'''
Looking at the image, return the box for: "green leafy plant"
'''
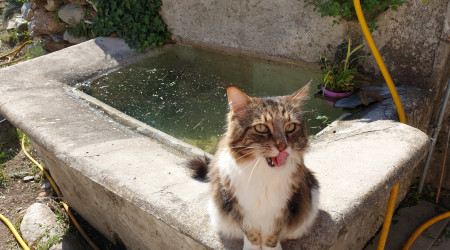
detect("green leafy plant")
[319,39,363,93]
[26,39,45,59]
[304,0,404,32]
[91,0,171,52]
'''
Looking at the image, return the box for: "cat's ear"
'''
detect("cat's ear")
[289,80,311,102]
[226,86,250,114]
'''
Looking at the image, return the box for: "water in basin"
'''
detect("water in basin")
[78,45,345,153]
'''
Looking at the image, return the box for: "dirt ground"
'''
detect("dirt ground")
[0,138,44,249]
[0,130,121,249]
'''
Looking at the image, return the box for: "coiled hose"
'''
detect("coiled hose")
[353,1,450,249]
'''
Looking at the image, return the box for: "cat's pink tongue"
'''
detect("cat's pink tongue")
[272,151,289,167]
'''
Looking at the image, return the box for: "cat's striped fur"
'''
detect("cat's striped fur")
[188,83,319,250]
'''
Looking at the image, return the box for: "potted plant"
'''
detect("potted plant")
[319,39,363,99]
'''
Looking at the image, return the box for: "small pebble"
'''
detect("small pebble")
[36,197,50,203]
[34,174,42,182]
[42,181,51,190]
[37,191,50,197]
[23,176,34,182]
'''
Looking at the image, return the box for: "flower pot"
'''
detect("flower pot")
[321,86,353,99]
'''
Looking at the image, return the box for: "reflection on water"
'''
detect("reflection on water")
[78,45,345,154]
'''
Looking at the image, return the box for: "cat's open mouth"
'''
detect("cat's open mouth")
[266,157,276,167]
[266,151,289,167]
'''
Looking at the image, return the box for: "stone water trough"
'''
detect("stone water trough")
[0,38,429,249]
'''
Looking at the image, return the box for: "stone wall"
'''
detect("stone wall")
[14,0,96,53]
[160,0,450,189]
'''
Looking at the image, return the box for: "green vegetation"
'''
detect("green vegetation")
[304,0,404,32]
[25,39,46,59]
[88,0,171,52]
[319,39,363,93]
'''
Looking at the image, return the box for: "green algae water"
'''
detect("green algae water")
[78,45,345,153]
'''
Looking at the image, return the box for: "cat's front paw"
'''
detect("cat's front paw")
[243,236,261,250]
[262,242,282,250]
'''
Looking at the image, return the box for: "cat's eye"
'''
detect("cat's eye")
[285,123,296,133]
[254,124,269,133]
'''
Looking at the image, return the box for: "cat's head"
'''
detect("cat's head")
[224,83,310,168]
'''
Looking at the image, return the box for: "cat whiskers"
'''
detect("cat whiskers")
[234,150,255,162]
[246,156,263,186]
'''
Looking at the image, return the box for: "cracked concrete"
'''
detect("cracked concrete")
[0,38,430,249]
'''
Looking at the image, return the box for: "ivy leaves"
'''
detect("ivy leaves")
[304,0,405,32]
[92,0,170,52]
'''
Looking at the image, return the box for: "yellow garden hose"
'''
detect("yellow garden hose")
[0,40,32,60]
[21,136,62,197]
[0,214,30,250]
[402,211,450,250]
[352,0,406,249]
[0,136,99,250]
[353,1,450,250]
[21,136,100,250]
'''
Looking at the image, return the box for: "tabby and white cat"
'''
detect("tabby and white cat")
[188,83,319,250]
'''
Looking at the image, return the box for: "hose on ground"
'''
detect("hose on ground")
[353,1,405,249]
[0,135,100,250]
[21,136,100,250]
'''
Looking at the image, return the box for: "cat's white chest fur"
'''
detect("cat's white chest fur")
[216,149,299,235]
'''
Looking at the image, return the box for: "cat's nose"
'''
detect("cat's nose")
[277,143,287,152]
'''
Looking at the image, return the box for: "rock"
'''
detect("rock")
[50,33,64,42]
[7,171,31,179]
[6,20,16,31]
[15,17,28,32]
[6,16,28,32]
[42,181,52,189]
[28,10,66,36]
[49,236,86,250]
[21,2,33,21]
[37,190,51,197]
[58,4,84,25]
[23,176,34,182]
[63,30,88,44]
[20,203,65,245]
[34,174,42,181]
[44,41,68,52]
[36,196,51,203]
[44,0,59,12]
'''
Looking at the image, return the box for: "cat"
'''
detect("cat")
[187,82,319,250]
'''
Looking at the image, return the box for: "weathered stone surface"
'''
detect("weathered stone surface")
[160,0,449,89]
[28,10,66,36]
[0,38,434,250]
[58,4,84,25]
[20,203,64,245]
[63,30,88,44]
[44,0,59,12]
[21,1,32,21]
